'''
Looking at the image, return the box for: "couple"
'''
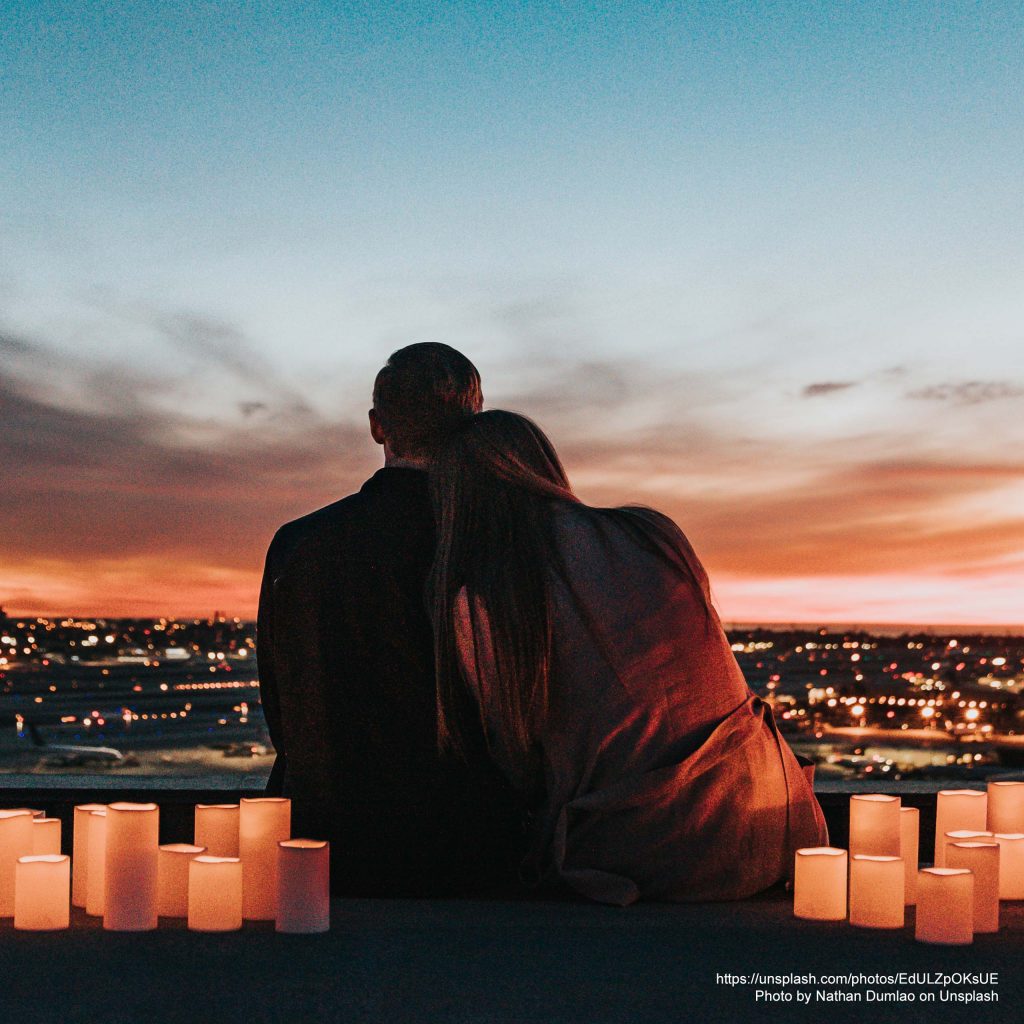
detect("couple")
[257,343,826,905]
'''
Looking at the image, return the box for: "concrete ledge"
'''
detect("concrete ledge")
[0,896,1021,1024]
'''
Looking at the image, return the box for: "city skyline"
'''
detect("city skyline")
[3,2,1023,623]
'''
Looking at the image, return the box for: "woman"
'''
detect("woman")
[429,410,827,906]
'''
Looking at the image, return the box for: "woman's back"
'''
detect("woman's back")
[544,503,750,788]
[457,501,827,905]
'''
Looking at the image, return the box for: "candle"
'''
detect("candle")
[849,855,904,928]
[32,817,62,856]
[277,840,330,933]
[0,809,34,917]
[157,844,206,918]
[946,842,1000,933]
[72,803,106,907]
[900,807,919,905]
[85,810,107,917]
[104,801,159,932]
[188,856,242,932]
[14,855,70,930]
[194,803,240,857]
[915,868,973,945]
[849,794,901,857]
[793,847,847,920]
[239,797,291,920]
[942,829,993,863]
[992,833,1024,900]
[988,781,1024,833]
[934,790,987,866]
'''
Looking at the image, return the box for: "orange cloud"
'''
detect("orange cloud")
[3,341,1023,624]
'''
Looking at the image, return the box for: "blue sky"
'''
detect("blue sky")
[2,1,1023,621]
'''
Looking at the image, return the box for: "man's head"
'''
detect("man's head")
[370,343,483,463]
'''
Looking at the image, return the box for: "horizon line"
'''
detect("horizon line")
[2,607,1022,635]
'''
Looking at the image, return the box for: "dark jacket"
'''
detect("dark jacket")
[257,467,524,895]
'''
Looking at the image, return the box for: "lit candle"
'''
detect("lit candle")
[277,840,330,933]
[934,790,987,866]
[85,810,107,917]
[0,809,34,917]
[239,797,290,920]
[915,868,973,945]
[194,803,240,857]
[72,803,106,907]
[943,829,993,864]
[157,843,206,918]
[992,833,1024,901]
[793,847,847,920]
[14,855,70,930]
[32,817,62,856]
[946,841,1000,933]
[849,794,901,857]
[988,781,1024,834]
[104,801,159,932]
[849,855,904,928]
[900,807,919,905]
[188,856,242,932]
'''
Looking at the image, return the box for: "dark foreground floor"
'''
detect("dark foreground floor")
[1,894,1021,1024]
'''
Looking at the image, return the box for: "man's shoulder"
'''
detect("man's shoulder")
[266,469,431,573]
[273,493,362,550]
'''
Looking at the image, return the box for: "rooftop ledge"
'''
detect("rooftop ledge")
[1,785,1021,1023]
[1,894,1021,1024]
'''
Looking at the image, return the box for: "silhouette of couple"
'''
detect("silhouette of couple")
[258,344,826,904]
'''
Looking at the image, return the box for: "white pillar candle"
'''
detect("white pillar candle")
[849,794,901,857]
[277,840,330,933]
[934,790,987,866]
[188,856,242,932]
[157,843,206,918]
[849,855,904,928]
[85,810,107,917]
[32,817,62,856]
[195,803,240,857]
[72,803,106,907]
[992,833,1024,900]
[239,797,291,920]
[915,868,973,945]
[104,801,159,932]
[943,829,993,864]
[946,841,1000,933]
[900,807,920,905]
[793,847,847,920]
[988,781,1024,834]
[0,809,35,917]
[14,855,70,930]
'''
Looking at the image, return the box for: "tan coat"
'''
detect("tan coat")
[456,503,828,905]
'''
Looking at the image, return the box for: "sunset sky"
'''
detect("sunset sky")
[3,2,1023,624]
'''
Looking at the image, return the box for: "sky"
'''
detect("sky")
[2,1,1023,625]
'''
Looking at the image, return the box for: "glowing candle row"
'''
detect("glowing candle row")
[793,786,1024,945]
[794,848,975,942]
[55,798,327,932]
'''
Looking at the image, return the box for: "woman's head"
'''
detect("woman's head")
[431,409,575,511]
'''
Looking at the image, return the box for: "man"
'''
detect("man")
[257,343,523,895]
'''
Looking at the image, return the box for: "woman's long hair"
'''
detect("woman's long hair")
[429,410,713,758]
